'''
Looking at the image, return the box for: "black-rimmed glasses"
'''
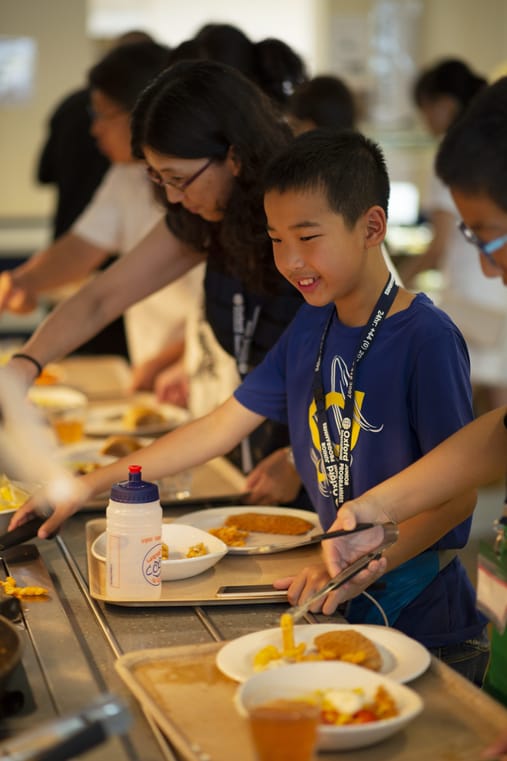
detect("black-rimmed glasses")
[458,221,507,265]
[146,158,213,192]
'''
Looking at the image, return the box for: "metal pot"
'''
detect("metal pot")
[0,615,22,693]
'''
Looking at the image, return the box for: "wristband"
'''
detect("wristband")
[11,353,43,378]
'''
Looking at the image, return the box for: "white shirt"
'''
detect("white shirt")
[73,163,204,365]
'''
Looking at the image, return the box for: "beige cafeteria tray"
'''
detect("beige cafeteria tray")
[82,455,247,510]
[86,516,321,606]
[115,641,507,761]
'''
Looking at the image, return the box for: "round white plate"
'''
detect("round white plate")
[85,401,189,437]
[216,623,431,684]
[173,506,322,554]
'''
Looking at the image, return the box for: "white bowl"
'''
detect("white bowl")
[28,385,88,410]
[235,661,423,751]
[92,523,227,581]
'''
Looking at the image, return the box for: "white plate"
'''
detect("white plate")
[91,523,227,581]
[85,401,189,437]
[235,661,423,751]
[173,506,322,554]
[216,623,431,684]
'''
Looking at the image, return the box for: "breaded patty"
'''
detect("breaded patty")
[313,629,382,671]
[224,512,314,535]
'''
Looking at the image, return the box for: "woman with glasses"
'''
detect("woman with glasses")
[401,58,507,411]
[6,60,307,506]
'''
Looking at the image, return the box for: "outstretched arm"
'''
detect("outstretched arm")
[7,218,205,387]
[10,396,264,538]
[0,233,108,314]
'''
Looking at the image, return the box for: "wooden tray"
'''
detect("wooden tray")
[115,642,507,761]
[86,517,321,606]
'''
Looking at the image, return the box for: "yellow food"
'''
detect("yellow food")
[100,434,144,457]
[0,475,30,512]
[122,406,165,430]
[160,542,208,560]
[253,622,382,672]
[314,630,382,671]
[185,542,208,558]
[208,525,249,547]
[224,512,313,536]
[299,685,398,724]
[0,576,48,598]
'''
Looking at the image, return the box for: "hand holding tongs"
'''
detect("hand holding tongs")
[286,521,399,623]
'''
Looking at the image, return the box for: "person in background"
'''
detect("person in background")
[253,37,307,106]
[36,30,153,240]
[11,128,488,683]
[322,76,507,757]
[400,59,507,411]
[3,61,306,506]
[0,41,204,395]
[31,33,152,357]
[285,74,357,135]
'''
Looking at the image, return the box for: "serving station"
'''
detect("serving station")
[0,355,506,760]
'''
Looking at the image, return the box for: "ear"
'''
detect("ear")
[363,206,387,248]
[226,145,241,177]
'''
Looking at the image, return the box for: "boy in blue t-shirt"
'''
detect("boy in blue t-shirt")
[12,129,488,683]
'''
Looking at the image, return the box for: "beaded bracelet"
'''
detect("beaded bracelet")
[11,353,43,378]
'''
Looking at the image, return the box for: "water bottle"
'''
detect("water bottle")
[106,465,162,600]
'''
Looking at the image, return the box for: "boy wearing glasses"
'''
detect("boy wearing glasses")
[324,77,507,753]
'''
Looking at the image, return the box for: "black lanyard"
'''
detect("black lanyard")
[313,274,398,509]
[233,292,262,473]
[233,292,261,380]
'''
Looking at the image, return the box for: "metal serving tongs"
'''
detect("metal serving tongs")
[286,521,399,623]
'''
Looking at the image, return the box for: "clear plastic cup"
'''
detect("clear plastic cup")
[248,699,320,761]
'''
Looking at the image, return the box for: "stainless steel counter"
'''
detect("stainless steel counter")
[2,507,313,760]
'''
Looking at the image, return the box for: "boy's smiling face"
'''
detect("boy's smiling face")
[265,187,381,309]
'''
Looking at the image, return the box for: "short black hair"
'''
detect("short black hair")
[88,41,171,112]
[413,58,486,114]
[263,129,390,227]
[436,76,507,211]
[286,75,356,131]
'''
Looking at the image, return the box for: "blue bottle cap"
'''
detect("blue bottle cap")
[110,465,159,503]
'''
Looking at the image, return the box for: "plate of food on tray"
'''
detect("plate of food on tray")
[84,398,190,437]
[173,506,323,554]
[216,620,431,684]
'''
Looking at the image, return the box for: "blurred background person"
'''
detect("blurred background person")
[285,74,357,135]
[0,40,204,396]
[400,58,507,411]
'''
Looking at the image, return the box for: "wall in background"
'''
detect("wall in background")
[2,0,507,221]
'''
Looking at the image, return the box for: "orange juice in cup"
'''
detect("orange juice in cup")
[28,386,88,445]
[248,698,319,761]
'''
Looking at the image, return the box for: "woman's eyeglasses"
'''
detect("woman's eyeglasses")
[458,221,507,265]
[146,158,213,192]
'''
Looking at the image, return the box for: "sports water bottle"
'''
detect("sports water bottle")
[106,465,162,600]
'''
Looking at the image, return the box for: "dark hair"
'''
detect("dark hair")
[254,38,307,104]
[194,23,256,80]
[286,75,356,131]
[436,76,507,211]
[131,59,292,292]
[413,59,486,117]
[263,129,390,226]
[88,41,171,113]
